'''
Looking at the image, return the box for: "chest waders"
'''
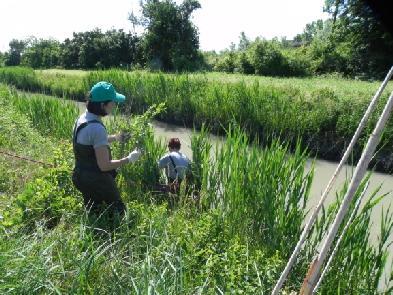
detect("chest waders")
[71,120,125,214]
[168,155,182,194]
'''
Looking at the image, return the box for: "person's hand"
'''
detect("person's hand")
[126,149,142,163]
[116,132,131,143]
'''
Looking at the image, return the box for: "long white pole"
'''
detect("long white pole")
[304,88,393,293]
[272,66,393,294]
[312,181,369,293]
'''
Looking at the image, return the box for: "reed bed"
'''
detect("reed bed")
[0,83,392,293]
[2,67,393,171]
[10,90,80,139]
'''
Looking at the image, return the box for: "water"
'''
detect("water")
[151,120,393,289]
[75,102,393,288]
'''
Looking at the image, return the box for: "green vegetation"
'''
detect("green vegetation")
[1,67,393,173]
[1,0,392,292]
[0,83,392,293]
[0,86,56,195]
[1,0,391,79]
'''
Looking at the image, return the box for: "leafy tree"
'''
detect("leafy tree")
[201,50,219,71]
[60,36,80,68]
[294,19,324,45]
[5,39,26,66]
[60,29,141,69]
[238,32,250,51]
[248,39,289,76]
[21,38,61,68]
[324,0,393,78]
[214,50,237,73]
[138,0,201,71]
[0,51,5,66]
[237,52,254,74]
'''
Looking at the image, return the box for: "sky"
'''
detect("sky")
[0,0,329,53]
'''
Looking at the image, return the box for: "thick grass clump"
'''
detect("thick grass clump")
[0,67,86,100]
[0,67,40,91]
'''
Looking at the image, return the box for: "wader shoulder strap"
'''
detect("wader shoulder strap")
[73,119,105,146]
[168,155,178,175]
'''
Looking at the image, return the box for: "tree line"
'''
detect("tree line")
[0,0,392,79]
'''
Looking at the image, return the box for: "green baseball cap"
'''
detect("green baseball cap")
[90,81,125,103]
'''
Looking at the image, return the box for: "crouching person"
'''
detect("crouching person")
[158,138,191,198]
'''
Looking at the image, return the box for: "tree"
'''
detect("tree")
[324,0,393,78]
[60,29,141,69]
[137,0,201,71]
[238,32,250,51]
[5,39,26,66]
[249,39,289,76]
[237,51,254,74]
[22,38,61,68]
[294,19,325,45]
[0,51,5,66]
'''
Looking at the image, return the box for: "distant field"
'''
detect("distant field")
[38,68,393,100]
[38,69,88,76]
[195,72,393,99]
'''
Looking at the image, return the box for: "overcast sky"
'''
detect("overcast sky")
[0,0,329,52]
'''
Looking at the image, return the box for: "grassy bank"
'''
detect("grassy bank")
[2,67,393,173]
[1,83,392,293]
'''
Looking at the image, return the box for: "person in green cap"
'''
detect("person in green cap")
[72,81,141,215]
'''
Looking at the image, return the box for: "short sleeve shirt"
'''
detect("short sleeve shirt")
[73,111,109,148]
[158,151,191,179]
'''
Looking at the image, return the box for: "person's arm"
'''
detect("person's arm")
[95,146,128,171]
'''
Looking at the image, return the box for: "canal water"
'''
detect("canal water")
[151,120,393,289]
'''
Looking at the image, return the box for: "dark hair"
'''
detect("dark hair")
[85,92,111,116]
[168,138,181,150]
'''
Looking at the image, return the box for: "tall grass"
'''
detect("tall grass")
[0,67,86,100]
[191,126,313,257]
[10,90,80,139]
[1,76,393,292]
[298,177,393,293]
[0,67,40,90]
[1,67,393,171]
[85,69,393,172]
[0,84,56,195]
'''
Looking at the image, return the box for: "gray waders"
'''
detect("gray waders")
[72,120,125,215]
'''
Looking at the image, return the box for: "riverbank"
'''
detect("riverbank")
[1,67,393,173]
[1,83,392,292]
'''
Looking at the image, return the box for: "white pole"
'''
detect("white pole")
[304,88,393,293]
[312,181,369,293]
[272,66,393,294]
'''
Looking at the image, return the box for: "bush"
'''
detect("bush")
[1,149,81,230]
